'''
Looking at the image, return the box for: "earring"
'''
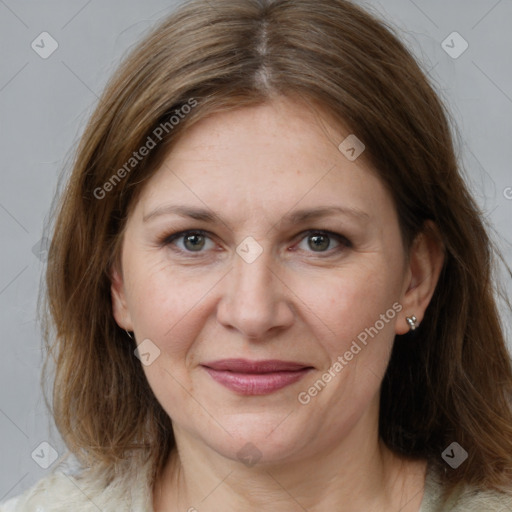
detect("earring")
[406,315,418,331]
[125,330,134,339]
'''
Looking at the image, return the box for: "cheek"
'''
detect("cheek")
[126,264,214,413]
[294,260,402,355]
[125,257,220,358]
[292,267,402,423]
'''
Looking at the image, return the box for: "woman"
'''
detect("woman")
[2,0,512,510]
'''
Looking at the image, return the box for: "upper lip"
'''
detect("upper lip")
[202,359,312,373]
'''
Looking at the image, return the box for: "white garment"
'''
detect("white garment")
[0,454,154,512]
[2,457,512,511]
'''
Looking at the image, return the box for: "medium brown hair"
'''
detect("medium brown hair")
[41,0,512,499]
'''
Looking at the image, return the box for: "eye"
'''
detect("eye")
[295,230,351,254]
[160,229,351,257]
[163,230,216,253]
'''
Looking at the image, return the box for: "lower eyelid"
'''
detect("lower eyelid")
[162,230,351,254]
[173,232,214,252]
[298,231,351,249]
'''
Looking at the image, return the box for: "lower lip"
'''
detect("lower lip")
[203,367,311,395]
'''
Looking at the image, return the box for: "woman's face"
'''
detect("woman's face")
[111,96,421,465]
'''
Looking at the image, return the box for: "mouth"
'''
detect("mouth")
[201,359,314,395]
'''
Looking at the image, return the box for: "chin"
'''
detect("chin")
[196,413,315,466]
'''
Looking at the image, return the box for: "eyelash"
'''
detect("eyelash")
[159,229,352,257]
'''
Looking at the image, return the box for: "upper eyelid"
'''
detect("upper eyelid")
[164,229,350,251]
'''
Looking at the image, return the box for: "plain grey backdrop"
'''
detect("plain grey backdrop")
[1,0,511,501]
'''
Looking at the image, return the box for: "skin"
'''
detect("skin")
[110,95,444,511]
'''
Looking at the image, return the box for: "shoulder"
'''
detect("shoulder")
[0,458,154,512]
[421,465,512,511]
[448,486,512,511]
[0,471,78,512]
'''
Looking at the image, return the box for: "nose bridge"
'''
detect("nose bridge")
[217,246,292,338]
[234,249,273,299]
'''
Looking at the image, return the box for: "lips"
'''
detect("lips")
[203,359,310,373]
[201,358,313,395]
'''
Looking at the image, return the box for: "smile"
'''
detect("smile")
[201,359,314,395]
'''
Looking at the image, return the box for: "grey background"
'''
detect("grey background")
[1,0,511,501]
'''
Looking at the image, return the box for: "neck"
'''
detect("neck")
[153,418,427,512]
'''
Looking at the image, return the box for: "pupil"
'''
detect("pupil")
[309,234,329,251]
[185,234,205,251]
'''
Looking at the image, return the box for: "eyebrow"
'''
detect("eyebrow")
[142,204,369,225]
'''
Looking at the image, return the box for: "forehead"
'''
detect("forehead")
[134,96,392,224]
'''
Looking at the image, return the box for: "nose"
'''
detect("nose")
[216,248,295,340]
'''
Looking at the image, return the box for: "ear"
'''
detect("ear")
[110,263,134,332]
[396,221,445,335]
